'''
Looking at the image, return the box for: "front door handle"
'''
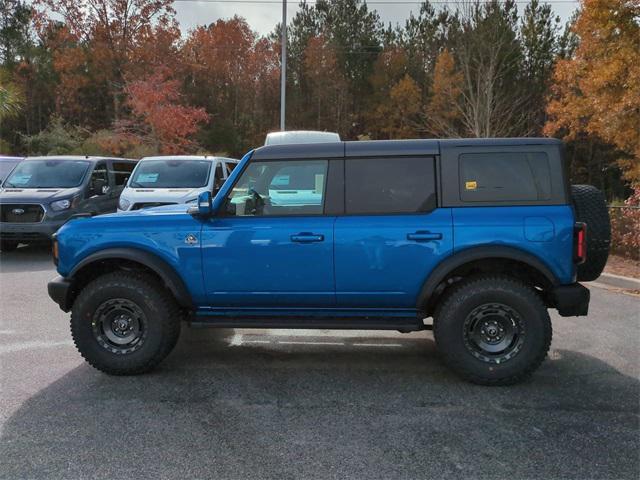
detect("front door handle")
[407,231,442,242]
[291,232,325,243]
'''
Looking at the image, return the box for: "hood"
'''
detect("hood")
[98,202,190,220]
[0,187,82,203]
[121,187,204,204]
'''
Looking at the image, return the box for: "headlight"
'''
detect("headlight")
[118,198,131,210]
[50,199,72,211]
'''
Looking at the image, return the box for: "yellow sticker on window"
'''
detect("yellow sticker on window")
[465,181,477,190]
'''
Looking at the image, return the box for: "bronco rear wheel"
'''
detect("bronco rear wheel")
[434,275,552,385]
[71,271,181,375]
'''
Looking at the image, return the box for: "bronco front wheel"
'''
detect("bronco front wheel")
[433,276,552,385]
[71,271,181,375]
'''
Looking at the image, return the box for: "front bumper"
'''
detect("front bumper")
[48,275,73,312]
[0,220,65,243]
[551,283,590,317]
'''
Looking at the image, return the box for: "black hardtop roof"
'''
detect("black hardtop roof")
[23,155,137,163]
[251,137,562,160]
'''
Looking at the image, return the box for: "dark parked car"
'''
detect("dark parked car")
[0,156,23,186]
[48,139,610,385]
[0,156,137,251]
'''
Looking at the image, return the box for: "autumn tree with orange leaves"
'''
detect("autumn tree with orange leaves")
[303,35,348,132]
[182,17,279,152]
[422,49,463,137]
[123,67,208,154]
[545,0,640,184]
[33,0,179,125]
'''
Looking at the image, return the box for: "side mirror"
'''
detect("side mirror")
[188,190,213,217]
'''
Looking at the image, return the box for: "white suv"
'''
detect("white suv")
[117,156,238,212]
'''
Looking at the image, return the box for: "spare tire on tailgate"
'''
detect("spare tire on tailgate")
[571,184,611,281]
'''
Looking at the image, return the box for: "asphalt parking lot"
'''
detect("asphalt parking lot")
[0,246,638,480]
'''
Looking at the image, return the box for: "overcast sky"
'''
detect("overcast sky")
[173,0,580,36]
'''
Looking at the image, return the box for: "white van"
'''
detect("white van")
[117,156,238,212]
[264,131,340,146]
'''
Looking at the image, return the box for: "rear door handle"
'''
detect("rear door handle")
[407,231,442,242]
[291,232,325,243]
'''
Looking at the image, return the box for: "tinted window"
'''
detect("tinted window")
[345,157,436,214]
[459,152,551,202]
[111,162,135,186]
[225,162,237,175]
[4,160,90,188]
[130,159,212,188]
[214,163,224,190]
[90,163,109,194]
[226,160,328,216]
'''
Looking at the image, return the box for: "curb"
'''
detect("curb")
[594,272,640,290]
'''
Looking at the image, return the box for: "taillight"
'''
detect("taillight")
[574,222,587,264]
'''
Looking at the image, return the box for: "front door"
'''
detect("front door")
[201,159,336,307]
[334,156,453,308]
[81,161,114,214]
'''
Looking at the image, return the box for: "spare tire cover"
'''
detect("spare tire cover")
[571,184,611,281]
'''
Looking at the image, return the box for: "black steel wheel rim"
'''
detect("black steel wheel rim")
[463,303,525,364]
[92,298,147,354]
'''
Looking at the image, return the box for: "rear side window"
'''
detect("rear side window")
[345,157,436,214]
[459,152,551,202]
[225,162,237,175]
[111,162,135,186]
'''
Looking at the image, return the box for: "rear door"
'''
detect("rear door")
[334,156,453,308]
[83,161,114,214]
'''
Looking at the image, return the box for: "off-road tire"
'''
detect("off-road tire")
[71,271,182,375]
[0,240,18,252]
[571,184,611,281]
[433,276,552,386]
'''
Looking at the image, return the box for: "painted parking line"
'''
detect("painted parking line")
[352,343,403,347]
[0,340,74,355]
[277,340,345,346]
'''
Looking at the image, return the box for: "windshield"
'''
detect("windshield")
[0,160,21,184]
[4,160,90,188]
[129,160,212,188]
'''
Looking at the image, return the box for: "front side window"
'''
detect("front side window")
[345,157,437,214]
[4,160,90,188]
[225,162,237,175]
[459,152,551,202]
[226,160,328,216]
[129,159,212,188]
[89,162,109,195]
[214,163,225,190]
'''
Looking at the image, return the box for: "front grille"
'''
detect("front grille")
[131,202,176,210]
[0,204,45,223]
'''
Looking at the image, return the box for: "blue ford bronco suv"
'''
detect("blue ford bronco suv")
[47,138,611,385]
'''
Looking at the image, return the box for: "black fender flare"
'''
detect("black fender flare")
[69,248,192,308]
[416,245,560,309]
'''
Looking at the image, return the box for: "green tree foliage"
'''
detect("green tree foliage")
[520,0,561,133]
